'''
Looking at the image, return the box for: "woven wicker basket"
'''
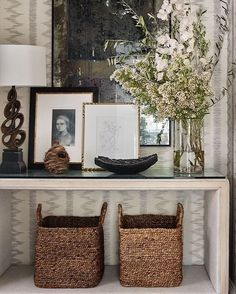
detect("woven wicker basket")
[34,202,107,288]
[118,203,184,287]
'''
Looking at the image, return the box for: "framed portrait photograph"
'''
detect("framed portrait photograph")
[82,103,139,170]
[51,109,76,147]
[28,87,98,169]
[140,112,171,146]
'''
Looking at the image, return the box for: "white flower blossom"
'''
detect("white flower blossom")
[168,39,178,48]
[157,1,172,20]
[166,38,179,54]
[175,3,184,10]
[186,38,194,53]
[156,34,170,45]
[109,0,219,120]
[155,56,168,71]
[200,58,208,66]
[187,39,194,50]
[156,35,181,55]
[183,59,191,66]
[162,0,172,13]
[180,31,193,42]
[176,43,185,53]
[157,9,168,20]
[172,1,191,17]
[163,0,170,5]
[157,72,164,81]
[157,47,171,54]
[180,18,192,31]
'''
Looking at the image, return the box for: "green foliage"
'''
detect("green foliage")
[105,0,231,120]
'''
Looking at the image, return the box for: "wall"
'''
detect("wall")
[0,0,232,271]
[0,0,52,264]
[229,0,236,291]
[0,0,52,164]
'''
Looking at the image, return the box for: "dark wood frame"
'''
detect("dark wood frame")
[28,87,99,170]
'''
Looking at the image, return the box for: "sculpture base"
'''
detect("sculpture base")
[0,149,26,174]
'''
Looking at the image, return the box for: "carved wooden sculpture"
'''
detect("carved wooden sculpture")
[0,86,27,173]
[1,86,26,149]
[0,44,46,173]
[44,143,70,174]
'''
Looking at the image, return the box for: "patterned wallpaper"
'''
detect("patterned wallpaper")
[229,0,236,291]
[0,0,233,279]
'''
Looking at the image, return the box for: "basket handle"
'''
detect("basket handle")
[99,202,108,225]
[36,203,42,226]
[118,204,123,227]
[176,203,184,228]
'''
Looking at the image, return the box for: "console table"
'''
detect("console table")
[0,169,229,294]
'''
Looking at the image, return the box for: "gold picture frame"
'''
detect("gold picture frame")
[82,103,140,171]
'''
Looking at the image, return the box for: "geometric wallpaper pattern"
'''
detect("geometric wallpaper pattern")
[230,0,236,290]
[0,0,232,271]
[11,189,205,266]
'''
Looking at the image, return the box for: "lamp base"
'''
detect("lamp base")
[0,149,26,174]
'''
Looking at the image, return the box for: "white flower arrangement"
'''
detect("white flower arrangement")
[106,0,231,120]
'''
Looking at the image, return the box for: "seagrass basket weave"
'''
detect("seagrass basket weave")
[34,202,107,288]
[118,203,184,287]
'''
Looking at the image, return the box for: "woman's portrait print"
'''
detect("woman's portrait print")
[51,109,76,147]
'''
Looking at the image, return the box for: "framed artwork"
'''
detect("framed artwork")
[82,103,139,170]
[52,0,163,102]
[52,1,170,147]
[140,112,171,146]
[28,87,98,169]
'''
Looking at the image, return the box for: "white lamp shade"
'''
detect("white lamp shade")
[0,45,47,86]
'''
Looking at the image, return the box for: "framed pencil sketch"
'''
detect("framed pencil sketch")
[140,112,171,146]
[82,103,139,170]
[28,87,98,169]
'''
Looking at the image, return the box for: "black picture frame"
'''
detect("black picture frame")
[28,87,98,170]
[140,114,171,147]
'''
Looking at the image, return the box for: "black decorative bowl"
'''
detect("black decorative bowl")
[94,154,158,174]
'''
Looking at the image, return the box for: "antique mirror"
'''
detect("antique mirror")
[52,0,170,146]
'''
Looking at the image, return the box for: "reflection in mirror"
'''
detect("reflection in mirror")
[53,0,163,101]
[53,0,170,146]
[140,113,170,146]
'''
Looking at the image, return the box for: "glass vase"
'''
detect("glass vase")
[174,118,204,175]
